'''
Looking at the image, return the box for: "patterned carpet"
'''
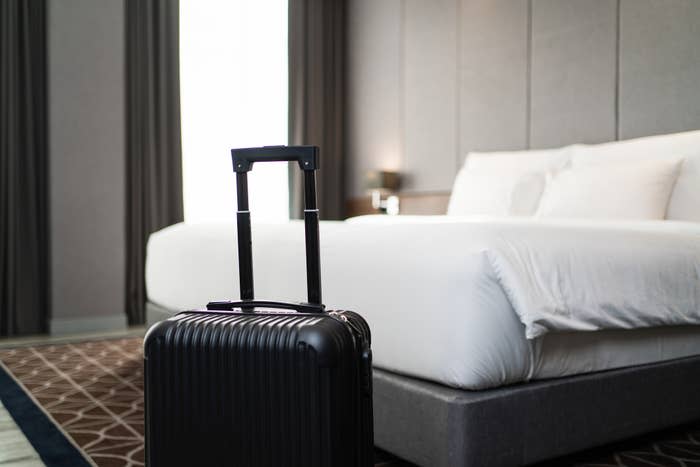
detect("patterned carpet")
[0,339,144,466]
[0,337,698,467]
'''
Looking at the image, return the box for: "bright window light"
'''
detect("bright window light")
[180,0,289,223]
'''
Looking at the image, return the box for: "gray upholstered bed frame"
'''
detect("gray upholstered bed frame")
[146,302,700,467]
[374,357,700,466]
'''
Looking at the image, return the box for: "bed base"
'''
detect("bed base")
[373,356,700,466]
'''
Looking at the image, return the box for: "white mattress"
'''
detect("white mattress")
[146,217,700,390]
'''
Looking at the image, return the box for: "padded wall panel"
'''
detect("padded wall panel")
[403,0,458,191]
[347,0,403,197]
[346,1,700,200]
[619,0,700,139]
[530,0,617,148]
[460,0,529,162]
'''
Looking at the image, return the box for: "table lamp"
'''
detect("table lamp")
[365,170,401,215]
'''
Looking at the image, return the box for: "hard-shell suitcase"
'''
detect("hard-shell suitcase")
[144,146,373,467]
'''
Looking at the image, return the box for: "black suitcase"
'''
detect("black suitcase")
[144,146,373,467]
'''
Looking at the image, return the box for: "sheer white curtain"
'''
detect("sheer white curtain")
[180,0,289,223]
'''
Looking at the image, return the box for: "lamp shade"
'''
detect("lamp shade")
[365,170,401,192]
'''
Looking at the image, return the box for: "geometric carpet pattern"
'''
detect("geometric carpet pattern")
[1,337,699,467]
[0,338,145,466]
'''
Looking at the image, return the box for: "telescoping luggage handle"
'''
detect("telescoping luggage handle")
[207,145,325,314]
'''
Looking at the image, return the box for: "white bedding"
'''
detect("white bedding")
[146,216,700,390]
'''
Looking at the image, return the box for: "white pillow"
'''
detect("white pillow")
[447,168,545,216]
[536,159,683,220]
[465,146,573,173]
[571,130,700,222]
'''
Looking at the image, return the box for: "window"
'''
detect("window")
[180,0,289,223]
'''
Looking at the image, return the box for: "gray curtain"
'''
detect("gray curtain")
[0,0,49,336]
[289,0,347,220]
[125,0,183,325]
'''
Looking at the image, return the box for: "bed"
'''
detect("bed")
[145,130,700,466]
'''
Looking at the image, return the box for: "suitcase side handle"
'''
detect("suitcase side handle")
[206,300,324,314]
[228,145,323,309]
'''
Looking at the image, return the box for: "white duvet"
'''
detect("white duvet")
[350,216,700,337]
[146,216,700,389]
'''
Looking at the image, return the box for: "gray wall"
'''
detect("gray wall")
[49,0,127,334]
[347,0,700,197]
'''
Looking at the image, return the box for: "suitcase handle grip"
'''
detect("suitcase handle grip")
[231,145,318,172]
[229,145,323,310]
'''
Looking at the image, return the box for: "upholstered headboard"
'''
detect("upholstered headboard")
[347,0,700,210]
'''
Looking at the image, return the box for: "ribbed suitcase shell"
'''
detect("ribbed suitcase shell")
[144,308,373,467]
